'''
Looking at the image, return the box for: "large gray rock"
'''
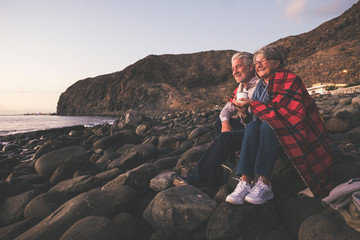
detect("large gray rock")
[32,143,54,160]
[0,189,42,227]
[49,154,90,185]
[6,173,44,185]
[131,143,158,160]
[111,112,145,132]
[157,135,181,150]
[324,118,352,133]
[0,217,40,240]
[298,209,360,240]
[102,163,159,193]
[143,185,217,236]
[59,216,118,240]
[175,145,208,167]
[49,175,99,195]
[95,152,122,170]
[332,105,360,121]
[152,157,178,172]
[150,171,177,192]
[94,168,123,183]
[188,126,212,140]
[24,191,73,220]
[2,143,20,152]
[34,146,86,179]
[93,130,140,153]
[15,186,136,240]
[206,201,278,240]
[107,151,142,170]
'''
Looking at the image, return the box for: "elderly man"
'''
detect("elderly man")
[174,51,259,187]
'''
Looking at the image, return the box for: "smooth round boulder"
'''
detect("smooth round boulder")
[175,145,208,167]
[2,143,20,152]
[24,191,73,220]
[0,189,42,227]
[15,186,136,240]
[188,126,212,140]
[59,216,118,240]
[35,146,86,179]
[324,118,352,133]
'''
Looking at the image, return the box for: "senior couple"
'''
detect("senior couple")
[175,45,334,205]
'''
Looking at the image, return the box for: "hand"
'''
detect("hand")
[232,99,252,108]
[232,99,250,114]
[221,121,232,132]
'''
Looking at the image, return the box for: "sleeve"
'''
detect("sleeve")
[219,102,236,122]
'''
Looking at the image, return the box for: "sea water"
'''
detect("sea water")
[0,115,118,136]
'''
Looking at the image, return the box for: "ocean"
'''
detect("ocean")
[0,115,118,136]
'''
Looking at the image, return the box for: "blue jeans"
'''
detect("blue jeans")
[186,120,279,186]
[235,120,280,179]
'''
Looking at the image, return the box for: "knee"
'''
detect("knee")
[245,121,260,133]
[260,122,274,134]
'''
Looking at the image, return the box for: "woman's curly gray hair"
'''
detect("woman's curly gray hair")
[253,45,285,68]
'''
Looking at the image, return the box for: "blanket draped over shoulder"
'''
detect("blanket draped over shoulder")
[250,68,334,195]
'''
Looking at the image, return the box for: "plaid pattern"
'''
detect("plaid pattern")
[250,69,334,195]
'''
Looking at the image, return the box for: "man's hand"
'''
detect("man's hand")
[221,120,232,132]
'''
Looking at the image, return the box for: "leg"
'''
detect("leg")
[235,120,261,178]
[187,130,244,186]
[253,121,280,178]
[244,122,280,204]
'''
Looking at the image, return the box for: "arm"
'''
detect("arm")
[219,102,237,132]
[250,72,308,128]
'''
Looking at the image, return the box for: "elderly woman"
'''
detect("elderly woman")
[226,45,334,205]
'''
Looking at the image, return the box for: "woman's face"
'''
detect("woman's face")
[254,54,280,82]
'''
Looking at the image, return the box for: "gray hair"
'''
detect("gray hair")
[253,45,285,68]
[231,52,253,67]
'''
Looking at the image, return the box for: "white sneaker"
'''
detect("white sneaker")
[225,180,252,205]
[245,178,274,205]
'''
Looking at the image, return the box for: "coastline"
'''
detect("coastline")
[0,115,118,137]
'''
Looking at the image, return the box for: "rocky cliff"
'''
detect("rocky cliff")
[57,50,236,115]
[57,1,360,116]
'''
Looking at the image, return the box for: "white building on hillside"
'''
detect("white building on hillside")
[306,83,347,95]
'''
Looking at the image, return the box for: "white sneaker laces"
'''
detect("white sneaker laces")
[251,179,269,196]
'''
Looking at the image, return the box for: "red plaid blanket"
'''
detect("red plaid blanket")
[250,69,334,195]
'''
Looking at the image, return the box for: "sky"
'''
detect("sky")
[0,0,358,114]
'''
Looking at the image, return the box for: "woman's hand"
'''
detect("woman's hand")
[232,99,252,112]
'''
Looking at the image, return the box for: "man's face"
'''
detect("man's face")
[231,58,253,84]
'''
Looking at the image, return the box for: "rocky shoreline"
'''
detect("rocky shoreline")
[1,92,360,240]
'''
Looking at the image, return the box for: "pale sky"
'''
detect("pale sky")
[0,0,357,114]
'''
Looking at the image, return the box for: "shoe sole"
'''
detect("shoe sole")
[244,194,274,205]
[225,196,245,205]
